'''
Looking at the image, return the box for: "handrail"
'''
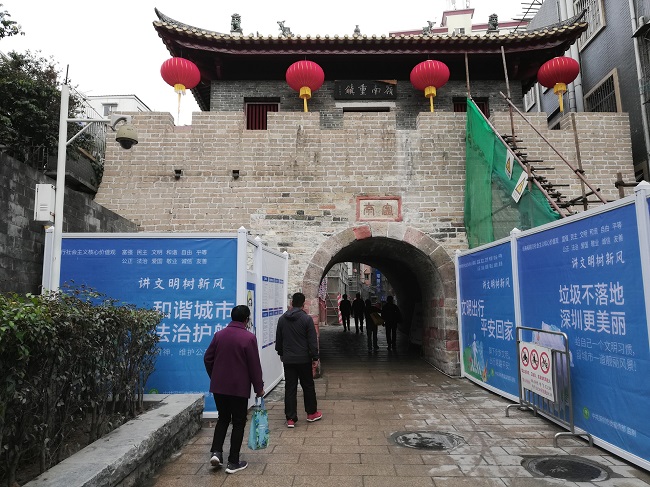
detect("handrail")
[469,96,568,217]
[499,92,608,204]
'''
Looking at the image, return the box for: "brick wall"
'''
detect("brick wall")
[211,79,522,130]
[492,111,634,204]
[95,107,635,373]
[0,153,138,294]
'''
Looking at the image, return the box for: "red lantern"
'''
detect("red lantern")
[286,60,325,112]
[410,60,450,112]
[160,57,201,121]
[537,56,580,113]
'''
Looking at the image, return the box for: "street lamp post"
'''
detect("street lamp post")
[43,84,137,293]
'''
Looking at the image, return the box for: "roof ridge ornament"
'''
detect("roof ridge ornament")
[230,13,243,36]
[278,20,293,38]
[486,14,499,35]
[422,20,435,36]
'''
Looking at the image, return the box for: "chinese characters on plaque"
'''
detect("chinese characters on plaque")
[334,80,397,100]
[356,197,402,222]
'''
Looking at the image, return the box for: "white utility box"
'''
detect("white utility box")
[34,184,56,224]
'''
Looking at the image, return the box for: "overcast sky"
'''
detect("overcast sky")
[1,0,527,125]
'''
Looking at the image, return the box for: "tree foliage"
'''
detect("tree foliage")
[0,4,23,40]
[0,51,61,158]
[0,5,89,165]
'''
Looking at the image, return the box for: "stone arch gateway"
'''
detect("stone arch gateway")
[301,223,460,376]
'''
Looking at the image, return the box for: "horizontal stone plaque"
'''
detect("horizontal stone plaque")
[356,196,402,222]
[334,80,397,100]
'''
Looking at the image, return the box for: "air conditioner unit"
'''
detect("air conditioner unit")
[34,184,55,224]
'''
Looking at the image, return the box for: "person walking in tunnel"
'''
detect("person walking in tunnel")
[381,295,402,350]
[275,292,322,427]
[352,292,365,334]
[364,298,380,352]
[339,293,352,332]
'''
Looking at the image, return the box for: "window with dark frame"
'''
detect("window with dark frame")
[453,97,490,117]
[245,102,279,130]
[584,73,618,113]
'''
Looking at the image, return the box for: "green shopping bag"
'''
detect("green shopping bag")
[247,397,269,450]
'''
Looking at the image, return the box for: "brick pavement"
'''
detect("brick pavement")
[145,324,650,487]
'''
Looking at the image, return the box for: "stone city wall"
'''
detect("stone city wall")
[98,109,634,272]
[96,109,636,373]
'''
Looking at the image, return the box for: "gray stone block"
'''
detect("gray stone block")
[24,394,204,487]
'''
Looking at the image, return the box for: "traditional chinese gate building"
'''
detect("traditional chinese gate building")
[96,11,636,375]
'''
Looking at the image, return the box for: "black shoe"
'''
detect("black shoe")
[225,460,248,474]
[210,451,223,467]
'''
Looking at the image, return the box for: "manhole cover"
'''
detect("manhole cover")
[523,456,611,482]
[390,431,464,451]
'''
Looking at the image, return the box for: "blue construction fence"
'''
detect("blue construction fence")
[48,227,287,415]
[456,183,650,470]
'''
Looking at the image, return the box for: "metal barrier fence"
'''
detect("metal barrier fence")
[506,326,593,447]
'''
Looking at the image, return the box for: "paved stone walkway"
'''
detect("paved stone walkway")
[145,324,650,486]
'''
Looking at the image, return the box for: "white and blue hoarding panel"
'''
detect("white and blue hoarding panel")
[517,202,650,462]
[457,241,518,397]
[60,235,237,410]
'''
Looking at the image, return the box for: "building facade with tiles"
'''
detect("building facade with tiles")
[95,10,636,375]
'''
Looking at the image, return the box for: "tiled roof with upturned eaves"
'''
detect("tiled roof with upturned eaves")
[153,8,587,55]
[152,8,587,111]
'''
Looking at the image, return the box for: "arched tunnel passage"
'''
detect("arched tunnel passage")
[302,226,460,376]
[325,237,425,348]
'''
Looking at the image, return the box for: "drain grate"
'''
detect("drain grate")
[390,431,464,451]
[522,456,611,482]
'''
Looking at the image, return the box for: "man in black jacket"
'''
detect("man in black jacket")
[381,295,402,350]
[339,293,352,332]
[275,292,322,428]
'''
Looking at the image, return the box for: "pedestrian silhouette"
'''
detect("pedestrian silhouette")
[364,298,380,352]
[339,293,352,332]
[381,295,401,350]
[352,292,365,333]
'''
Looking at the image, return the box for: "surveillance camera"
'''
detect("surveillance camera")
[115,124,139,150]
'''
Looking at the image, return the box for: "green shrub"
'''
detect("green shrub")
[0,290,162,486]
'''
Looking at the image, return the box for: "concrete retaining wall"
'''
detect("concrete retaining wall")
[24,394,204,487]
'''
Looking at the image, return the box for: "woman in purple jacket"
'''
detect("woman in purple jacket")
[204,305,264,474]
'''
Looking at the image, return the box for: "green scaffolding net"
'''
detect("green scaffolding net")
[464,97,560,248]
